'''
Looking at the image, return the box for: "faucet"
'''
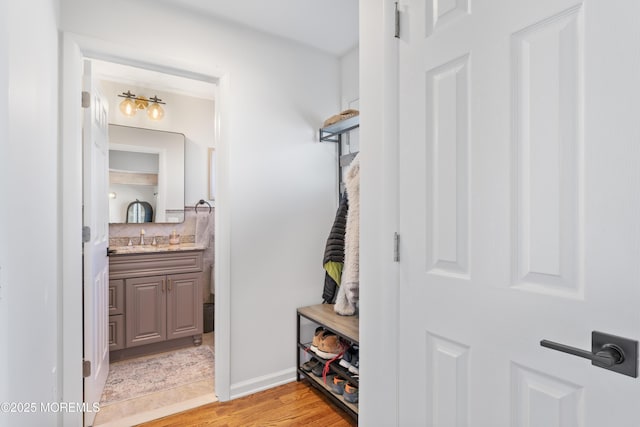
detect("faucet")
[139,229,145,245]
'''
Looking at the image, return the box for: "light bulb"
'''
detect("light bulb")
[147,103,165,120]
[119,98,137,117]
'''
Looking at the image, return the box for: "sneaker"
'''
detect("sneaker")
[301,358,320,372]
[309,327,325,353]
[329,375,347,395]
[311,360,325,377]
[348,350,359,375]
[343,383,359,403]
[314,333,345,359]
[339,344,359,374]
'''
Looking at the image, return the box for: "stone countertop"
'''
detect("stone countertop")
[108,243,207,255]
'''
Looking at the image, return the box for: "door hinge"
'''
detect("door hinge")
[82,226,91,243]
[83,360,91,378]
[81,91,91,109]
[393,232,400,262]
[394,2,400,38]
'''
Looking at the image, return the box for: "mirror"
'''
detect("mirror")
[108,124,185,223]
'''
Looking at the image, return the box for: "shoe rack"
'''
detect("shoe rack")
[296,303,359,420]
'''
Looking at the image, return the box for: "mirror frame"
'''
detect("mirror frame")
[108,124,186,224]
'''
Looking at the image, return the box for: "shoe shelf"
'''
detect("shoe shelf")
[297,368,359,418]
[297,343,358,387]
[296,303,359,420]
[297,304,358,342]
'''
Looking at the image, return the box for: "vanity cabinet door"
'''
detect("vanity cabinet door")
[108,279,124,315]
[126,275,167,347]
[166,272,203,340]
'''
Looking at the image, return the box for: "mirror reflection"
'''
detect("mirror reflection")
[108,125,185,223]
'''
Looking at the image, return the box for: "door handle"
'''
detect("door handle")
[540,340,624,367]
[540,331,638,378]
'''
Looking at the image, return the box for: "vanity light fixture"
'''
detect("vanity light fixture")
[117,91,166,120]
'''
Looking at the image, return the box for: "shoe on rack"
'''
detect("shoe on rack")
[348,351,359,375]
[309,327,325,353]
[315,333,345,359]
[338,344,359,374]
[343,383,359,404]
[311,360,325,377]
[301,358,320,372]
[329,375,347,395]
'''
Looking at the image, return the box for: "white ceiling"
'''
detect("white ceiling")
[93,1,358,100]
[159,0,359,57]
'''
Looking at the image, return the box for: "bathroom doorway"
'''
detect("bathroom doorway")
[83,56,221,426]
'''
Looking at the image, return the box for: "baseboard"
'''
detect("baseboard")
[229,367,297,399]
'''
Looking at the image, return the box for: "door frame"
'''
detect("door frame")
[60,32,232,426]
[358,0,400,426]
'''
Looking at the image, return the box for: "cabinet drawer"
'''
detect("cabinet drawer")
[109,279,125,315]
[109,251,203,279]
[109,314,125,351]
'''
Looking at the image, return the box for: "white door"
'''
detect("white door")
[397,0,640,425]
[83,59,110,427]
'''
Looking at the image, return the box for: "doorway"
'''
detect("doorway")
[92,59,217,426]
[61,33,231,426]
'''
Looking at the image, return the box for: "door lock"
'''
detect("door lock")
[540,331,638,378]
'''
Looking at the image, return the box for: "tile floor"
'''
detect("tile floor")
[93,332,216,427]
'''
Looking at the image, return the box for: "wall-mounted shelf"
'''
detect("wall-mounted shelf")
[319,115,359,143]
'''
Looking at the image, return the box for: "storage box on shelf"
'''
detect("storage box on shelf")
[296,304,359,420]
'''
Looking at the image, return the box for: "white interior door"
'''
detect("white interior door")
[83,59,110,427]
[397,0,640,425]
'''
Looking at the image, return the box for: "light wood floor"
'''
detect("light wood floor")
[135,380,356,427]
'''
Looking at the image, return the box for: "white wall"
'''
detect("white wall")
[341,46,360,110]
[0,0,8,424]
[1,1,61,426]
[61,0,340,400]
[339,46,361,163]
[359,0,400,425]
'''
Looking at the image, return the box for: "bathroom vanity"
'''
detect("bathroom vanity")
[108,244,206,360]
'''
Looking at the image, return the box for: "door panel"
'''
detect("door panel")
[398,0,640,425]
[82,60,110,427]
[167,273,203,340]
[126,275,167,347]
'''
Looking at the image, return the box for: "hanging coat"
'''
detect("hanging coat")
[322,193,349,303]
[335,154,360,316]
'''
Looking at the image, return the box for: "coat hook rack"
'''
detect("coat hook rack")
[195,199,212,214]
